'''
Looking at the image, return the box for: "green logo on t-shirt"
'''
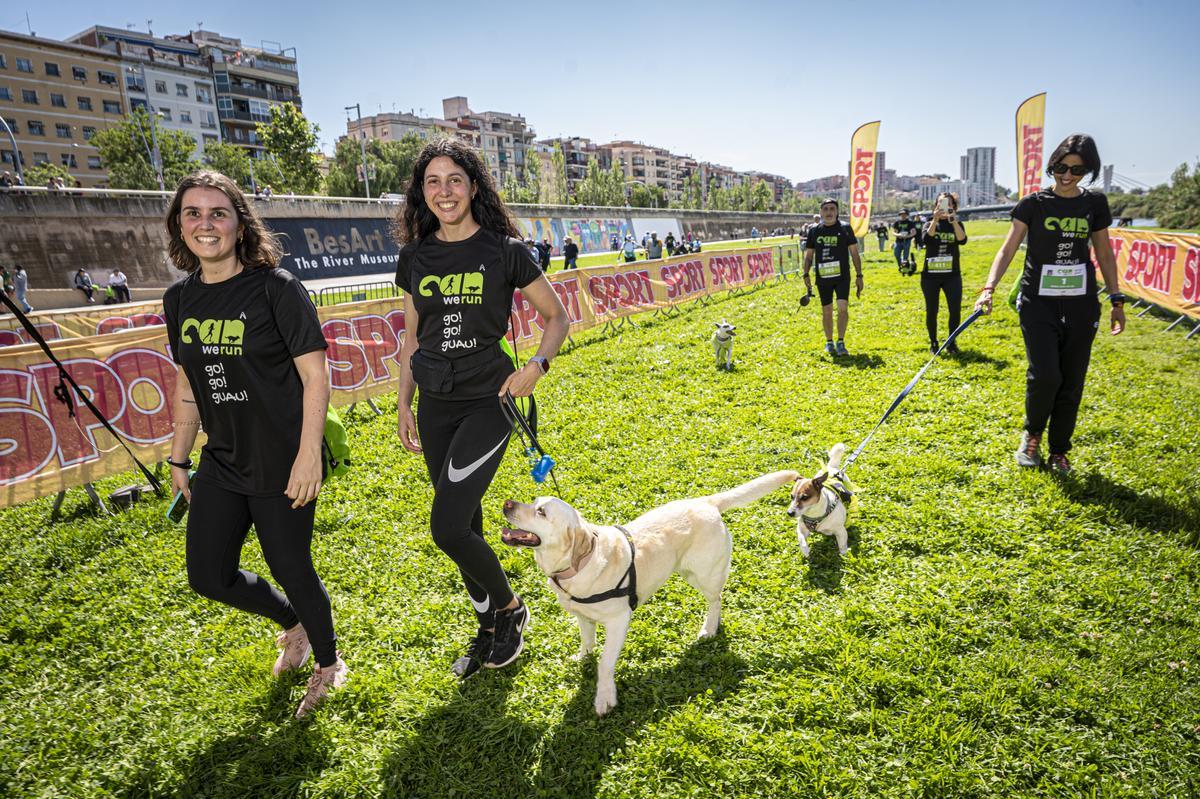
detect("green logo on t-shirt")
[419,272,484,304]
[816,235,840,247]
[1044,217,1090,237]
[181,318,245,355]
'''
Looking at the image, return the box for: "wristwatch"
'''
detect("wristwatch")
[529,355,550,374]
[1107,292,1127,306]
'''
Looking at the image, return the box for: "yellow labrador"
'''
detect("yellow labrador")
[501,470,797,715]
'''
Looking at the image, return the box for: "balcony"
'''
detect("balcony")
[226,83,300,104]
[218,109,270,124]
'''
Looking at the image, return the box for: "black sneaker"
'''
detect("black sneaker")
[945,342,960,355]
[930,341,939,354]
[486,598,530,669]
[451,627,494,680]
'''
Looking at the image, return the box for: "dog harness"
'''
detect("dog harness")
[552,525,639,610]
[800,483,854,533]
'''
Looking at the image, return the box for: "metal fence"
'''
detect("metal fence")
[315,281,399,307]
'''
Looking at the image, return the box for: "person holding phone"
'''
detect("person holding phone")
[920,192,968,354]
[163,170,346,718]
[974,134,1125,473]
[394,139,568,680]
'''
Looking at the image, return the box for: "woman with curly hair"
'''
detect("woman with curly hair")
[163,170,345,718]
[394,139,568,680]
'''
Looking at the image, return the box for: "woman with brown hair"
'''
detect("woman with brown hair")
[394,138,568,680]
[163,170,345,718]
[920,191,968,354]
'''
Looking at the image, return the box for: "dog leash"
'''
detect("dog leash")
[842,309,983,472]
[500,392,562,495]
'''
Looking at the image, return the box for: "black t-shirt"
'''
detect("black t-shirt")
[892,219,917,240]
[922,220,968,275]
[165,267,327,496]
[395,228,542,399]
[804,222,856,282]
[1012,188,1112,301]
[563,242,579,260]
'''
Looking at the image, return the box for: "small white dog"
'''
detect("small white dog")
[501,470,797,715]
[712,320,736,370]
[787,443,857,558]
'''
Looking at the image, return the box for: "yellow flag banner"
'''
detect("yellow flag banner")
[0,246,781,507]
[0,301,166,346]
[1104,229,1200,321]
[848,121,881,238]
[1016,92,1047,199]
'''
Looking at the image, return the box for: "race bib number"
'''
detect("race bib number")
[817,260,842,279]
[926,256,953,273]
[1040,263,1087,296]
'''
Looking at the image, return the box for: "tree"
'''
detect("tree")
[24,161,72,187]
[573,159,625,206]
[548,142,568,205]
[749,180,772,212]
[326,133,422,198]
[502,173,538,204]
[201,141,252,189]
[91,108,199,190]
[522,147,542,204]
[257,104,322,195]
[1157,162,1200,229]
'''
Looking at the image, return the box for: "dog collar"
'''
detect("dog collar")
[550,534,596,581]
[552,525,638,610]
[800,487,840,533]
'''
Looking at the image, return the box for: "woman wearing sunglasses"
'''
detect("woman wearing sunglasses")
[975,134,1125,473]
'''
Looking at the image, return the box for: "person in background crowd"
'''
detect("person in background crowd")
[892,209,918,271]
[13,265,33,313]
[108,268,131,304]
[1,171,14,189]
[646,232,664,260]
[537,237,552,272]
[690,236,702,253]
[622,235,638,263]
[975,133,1125,474]
[525,238,539,263]
[262,185,273,201]
[563,236,579,269]
[0,265,13,301]
[74,268,96,303]
[913,214,926,251]
[803,199,863,357]
[876,222,889,252]
[919,192,968,354]
[665,232,676,253]
[163,170,344,719]
[394,138,568,680]
[610,233,620,251]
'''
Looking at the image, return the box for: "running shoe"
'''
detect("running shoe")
[824,341,836,356]
[835,341,849,357]
[451,626,494,681]
[272,623,311,677]
[295,656,348,719]
[930,341,940,354]
[945,342,960,355]
[1015,432,1042,468]
[1047,452,1072,474]
[486,598,530,669]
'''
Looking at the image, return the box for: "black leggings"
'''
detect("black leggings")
[920,271,963,345]
[1019,297,1101,454]
[186,478,337,667]
[417,393,514,627]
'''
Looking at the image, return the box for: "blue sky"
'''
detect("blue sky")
[15,0,1197,189]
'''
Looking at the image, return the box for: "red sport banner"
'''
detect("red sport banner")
[1104,228,1200,321]
[1016,92,1047,199]
[848,121,881,238]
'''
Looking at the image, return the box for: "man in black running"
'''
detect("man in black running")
[803,198,863,357]
[395,140,569,679]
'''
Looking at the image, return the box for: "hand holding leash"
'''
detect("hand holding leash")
[974,287,994,315]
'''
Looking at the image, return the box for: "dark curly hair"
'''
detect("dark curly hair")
[395,138,520,244]
[165,170,283,274]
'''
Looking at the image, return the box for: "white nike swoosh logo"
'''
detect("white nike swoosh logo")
[447,436,508,483]
[469,595,491,613]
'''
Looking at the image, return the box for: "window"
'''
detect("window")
[130,97,147,111]
[44,62,60,77]
[87,156,102,169]
[16,58,33,73]
[3,118,17,134]
[97,70,117,85]
[126,74,145,92]
[217,97,232,112]
[202,134,217,145]
[155,80,166,93]
[0,88,9,101]
[82,126,96,140]
[195,84,212,103]
[55,123,71,138]
[21,89,37,104]
[201,110,216,128]
[248,99,270,122]
[61,152,77,168]
[27,121,44,136]
[103,100,121,114]
[159,107,172,121]
[72,66,87,81]
[1,150,19,166]
[50,93,65,108]
[176,83,188,97]
[77,96,92,111]
[0,54,6,69]
[32,152,49,165]
[179,110,192,124]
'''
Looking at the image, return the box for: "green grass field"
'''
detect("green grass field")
[2,221,1198,798]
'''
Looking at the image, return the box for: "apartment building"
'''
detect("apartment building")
[442,96,534,184]
[68,26,219,160]
[345,110,460,145]
[0,29,127,187]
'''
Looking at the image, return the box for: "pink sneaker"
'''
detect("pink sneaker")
[295,656,348,719]
[272,624,311,677]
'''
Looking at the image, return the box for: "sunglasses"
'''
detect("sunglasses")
[1051,163,1090,176]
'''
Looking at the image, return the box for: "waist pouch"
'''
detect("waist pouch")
[411,343,507,394]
